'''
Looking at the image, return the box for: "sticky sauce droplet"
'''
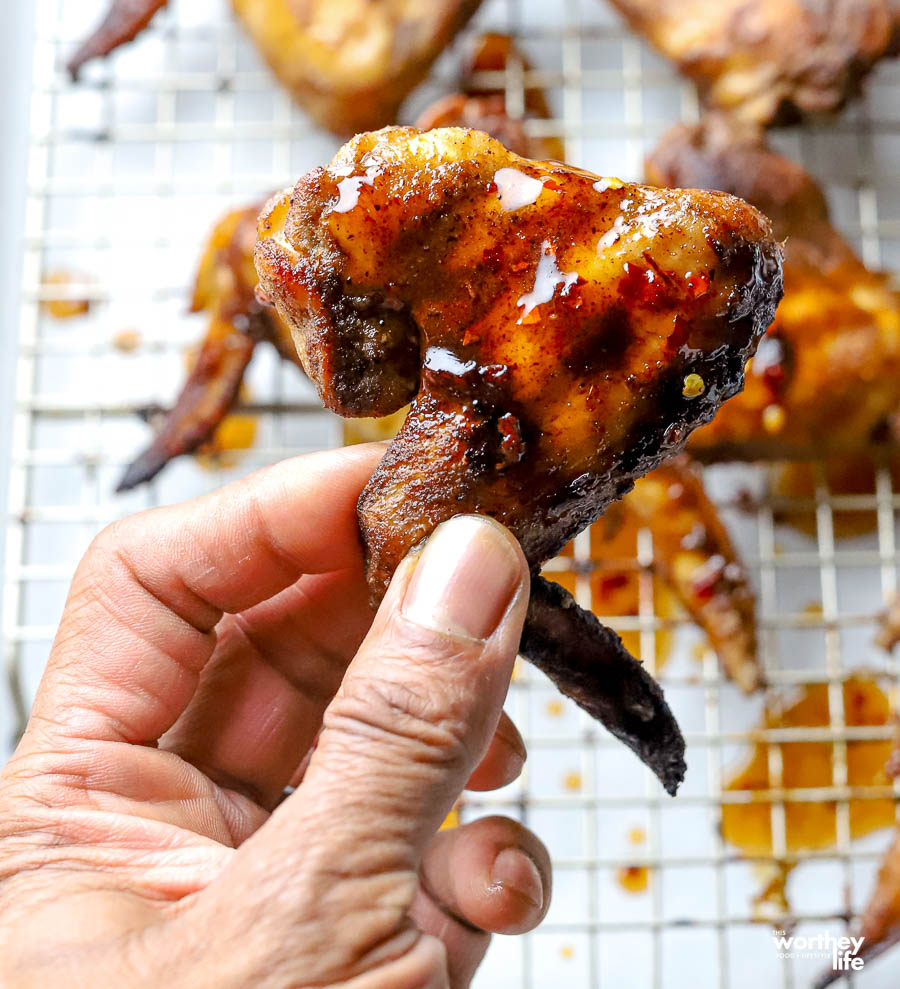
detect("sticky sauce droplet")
[113,329,141,353]
[494,167,545,210]
[545,699,564,718]
[332,165,378,213]
[593,176,623,193]
[617,864,650,894]
[597,215,627,251]
[560,945,575,960]
[563,771,582,792]
[762,403,786,434]
[682,373,705,398]
[517,240,578,322]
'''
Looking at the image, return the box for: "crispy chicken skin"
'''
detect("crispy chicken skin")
[623,457,761,692]
[117,204,297,492]
[646,117,900,461]
[607,0,899,126]
[255,126,783,789]
[68,0,483,135]
[416,33,566,161]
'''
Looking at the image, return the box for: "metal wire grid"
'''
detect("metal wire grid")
[3,0,900,986]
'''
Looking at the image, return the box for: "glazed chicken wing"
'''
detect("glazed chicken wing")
[607,0,900,126]
[68,0,483,135]
[646,116,900,461]
[255,126,783,790]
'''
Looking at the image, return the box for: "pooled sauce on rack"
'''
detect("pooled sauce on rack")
[41,269,92,319]
[721,677,896,857]
[617,825,651,894]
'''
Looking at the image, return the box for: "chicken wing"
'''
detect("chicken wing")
[117,203,298,492]
[646,116,900,461]
[255,126,783,790]
[622,457,761,692]
[607,0,899,126]
[416,33,566,161]
[68,0,483,135]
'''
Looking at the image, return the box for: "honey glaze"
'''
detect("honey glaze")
[517,240,579,322]
[721,678,897,858]
[617,864,651,894]
[493,167,546,210]
[617,825,651,894]
[331,164,378,214]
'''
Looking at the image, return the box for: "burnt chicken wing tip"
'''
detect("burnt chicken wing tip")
[526,576,687,793]
[254,126,783,791]
[67,0,168,80]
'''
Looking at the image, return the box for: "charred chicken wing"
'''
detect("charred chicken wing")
[255,126,783,790]
[646,117,900,461]
[69,0,483,134]
[607,0,900,126]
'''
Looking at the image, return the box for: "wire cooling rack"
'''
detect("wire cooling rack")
[3,0,900,986]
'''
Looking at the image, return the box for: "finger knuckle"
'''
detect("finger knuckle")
[325,673,472,770]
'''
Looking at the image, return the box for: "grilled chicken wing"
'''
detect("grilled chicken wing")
[255,126,783,790]
[416,33,565,160]
[646,116,900,461]
[68,0,482,134]
[117,204,298,492]
[607,0,900,126]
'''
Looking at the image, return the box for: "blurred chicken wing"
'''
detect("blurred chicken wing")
[607,0,899,126]
[69,0,483,134]
[117,203,298,492]
[646,116,900,461]
[622,457,761,692]
[255,126,783,789]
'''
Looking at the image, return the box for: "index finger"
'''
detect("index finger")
[28,443,386,748]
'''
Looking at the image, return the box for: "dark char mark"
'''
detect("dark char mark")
[521,575,687,795]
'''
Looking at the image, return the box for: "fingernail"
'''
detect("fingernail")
[490,847,544,912]
[402,516,523,640]
[496,717,527,767]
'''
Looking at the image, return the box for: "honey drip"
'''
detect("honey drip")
[722,678,896,858]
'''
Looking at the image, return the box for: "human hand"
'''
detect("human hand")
[0,444,550,988]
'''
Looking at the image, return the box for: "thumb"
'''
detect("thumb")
[193,515,530,987]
